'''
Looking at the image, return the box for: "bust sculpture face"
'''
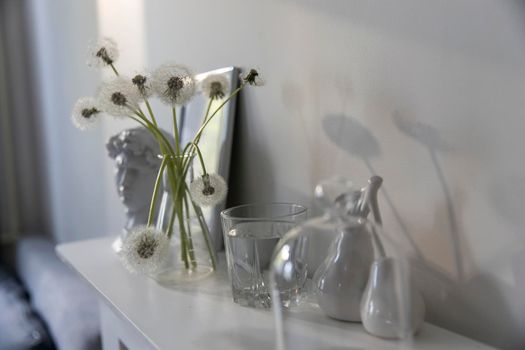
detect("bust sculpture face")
[107,127,162,232]
[114,152,156,211]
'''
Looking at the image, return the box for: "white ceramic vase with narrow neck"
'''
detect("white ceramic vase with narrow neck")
[313,219,375,322]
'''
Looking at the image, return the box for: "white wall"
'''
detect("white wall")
[28,0,525,348]
[27,0,127,241]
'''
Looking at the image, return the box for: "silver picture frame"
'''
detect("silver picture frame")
[179,67,239,251]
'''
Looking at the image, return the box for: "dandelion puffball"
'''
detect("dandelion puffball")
[87,37,119,68]
[189,173,228,207]
[71,97,100,130]
[119,226,170,275]
[241,68,264,86]
[97,76,142,117]
[201,74,230,100]
[151,63,196,106]
[131,72,154,98]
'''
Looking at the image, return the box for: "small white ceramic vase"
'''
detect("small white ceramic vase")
[314,219,375,322]
[360,257,425,338]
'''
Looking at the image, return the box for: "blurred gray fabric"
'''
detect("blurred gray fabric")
[15,235,101,350]
[0,260,53,350]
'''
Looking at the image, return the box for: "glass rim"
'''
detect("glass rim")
[156,153,193,160]
[220,202,307,221]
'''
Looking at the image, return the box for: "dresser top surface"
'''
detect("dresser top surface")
[57,237,495,350]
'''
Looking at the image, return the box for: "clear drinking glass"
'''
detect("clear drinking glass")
[221,203,307,308]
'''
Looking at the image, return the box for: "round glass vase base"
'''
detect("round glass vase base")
[152,265,214,286]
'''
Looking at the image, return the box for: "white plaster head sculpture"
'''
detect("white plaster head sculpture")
[106,127,162,233]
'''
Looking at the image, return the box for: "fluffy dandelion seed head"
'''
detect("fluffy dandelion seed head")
[119,226,170,275]
[87,37,119,68]
[97,76,141,117]
[71,97,100,130]
[111,92,127,106]
[132,74,147,86]
[132,72,153,98]
[167,76,184,90]
[201,74,229,100]
[151,63,196,106]
[82,108,98,118]
[241,68,264,86]
[189,173,228,207]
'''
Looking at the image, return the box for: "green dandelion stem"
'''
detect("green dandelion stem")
[147,156,168,226]
[183,86,244,179]
[192,85,243,145]
[145,99,158,127]
[172,107,181,154]
[188,192,217,270]
[181,142,207,176]
[176,195,190,269]
[110,63,119,76]
[183,194,197,268]
[131,109,176,160]
[203,98,213,125]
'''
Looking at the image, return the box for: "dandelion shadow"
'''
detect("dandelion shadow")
[487,174,525,230]
[322,114,424,259]
[410,255,522,348]
[228,86,277,206]
[322,114,380,160]
[392,112,464,280]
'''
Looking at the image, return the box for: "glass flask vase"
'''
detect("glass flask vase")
[153,155,218,284]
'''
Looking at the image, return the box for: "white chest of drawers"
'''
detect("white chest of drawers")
[57,237,495,350]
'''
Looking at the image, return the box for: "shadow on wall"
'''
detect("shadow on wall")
[322,113,524,349]
[228,87,276,207]
[322,114,424,260]
[488,174,525,231]
[391,112,525,349]
[391,112,465,280]
[411,256,523,349]
[281,80,319,206]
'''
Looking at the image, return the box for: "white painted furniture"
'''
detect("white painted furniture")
[56,237,495,350]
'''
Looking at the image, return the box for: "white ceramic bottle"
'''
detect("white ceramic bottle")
[360,257,425,338]
[313,218,375,322]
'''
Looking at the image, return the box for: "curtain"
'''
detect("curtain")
[0,0,47,244]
